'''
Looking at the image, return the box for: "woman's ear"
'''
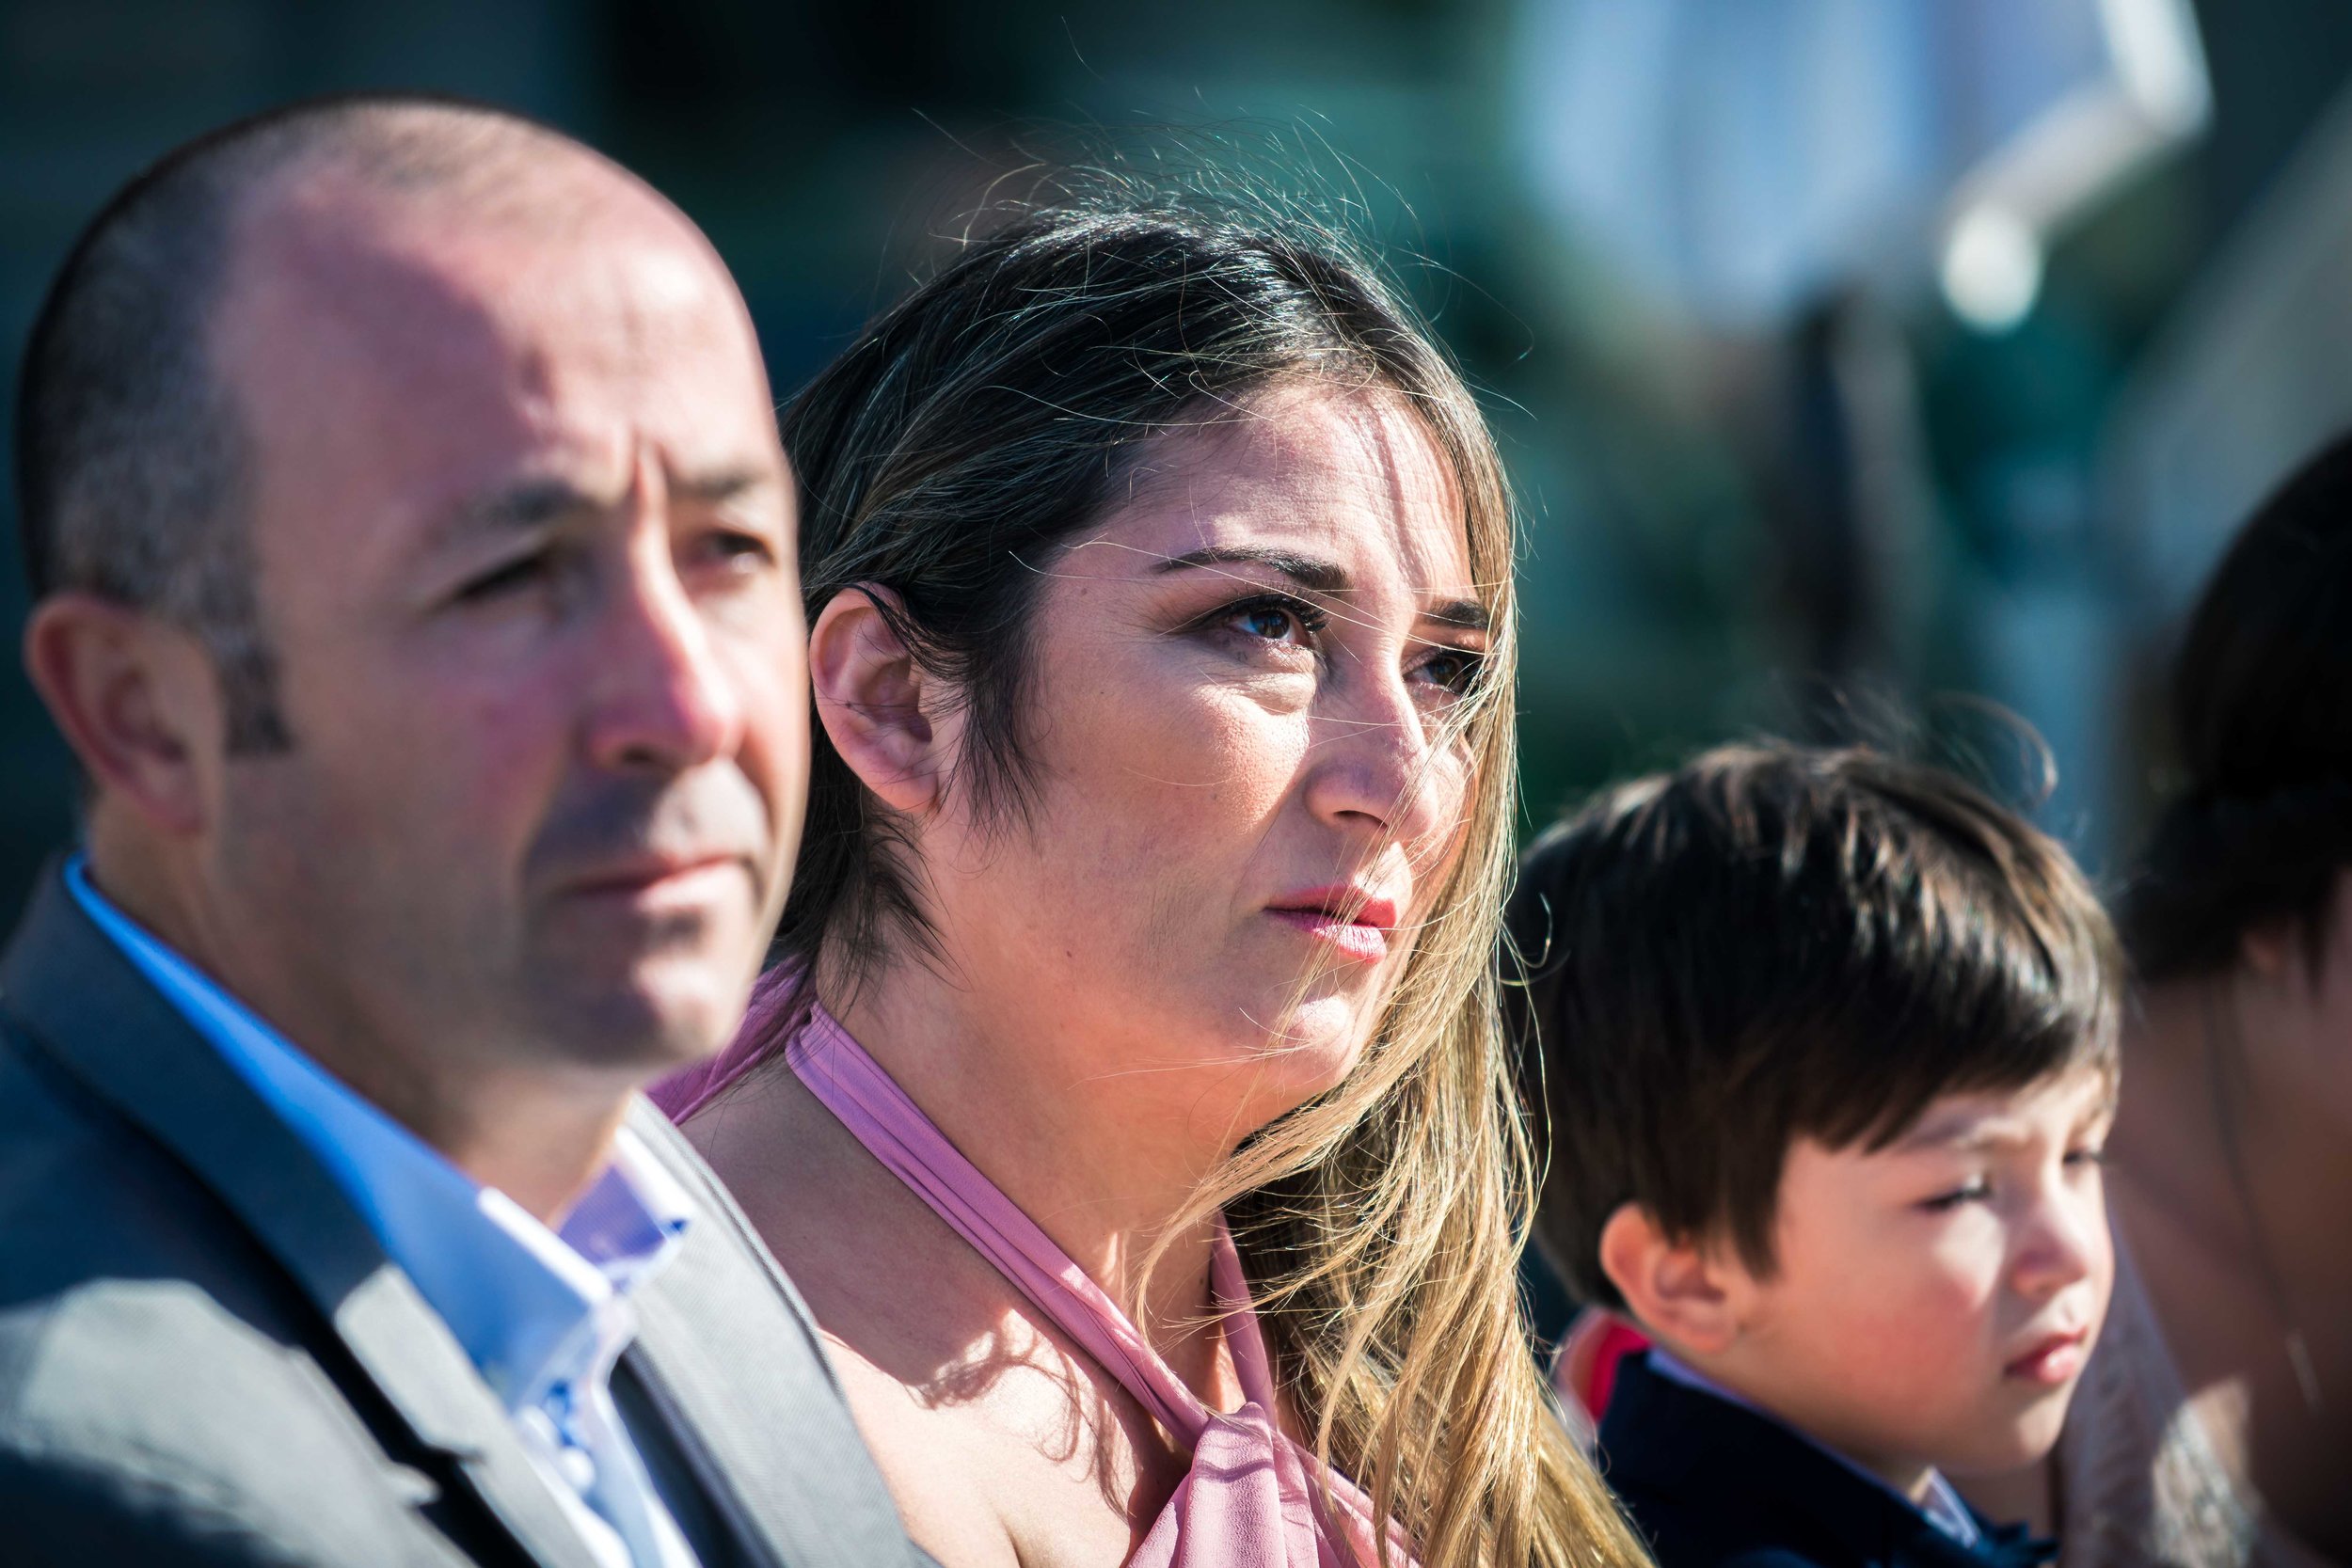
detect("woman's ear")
[23,593,219,837]
[807,585,946,816]
[1597,1200,1745,1358]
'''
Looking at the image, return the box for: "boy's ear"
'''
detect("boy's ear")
[1597,1201,1745,1357]
[2240,917,2299,983]
[806,585,946,817]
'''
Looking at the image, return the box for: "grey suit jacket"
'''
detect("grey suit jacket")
[0,863,918,1568]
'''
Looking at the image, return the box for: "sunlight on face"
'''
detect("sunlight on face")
[205,173,804,1079]
[1727,1067,2118,1483]
[914,385,1486,1147]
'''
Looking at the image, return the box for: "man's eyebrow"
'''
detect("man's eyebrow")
[671,466,777,506]
[1152,546,1352,594]
[426,467,778,553]
[437,477,603,543]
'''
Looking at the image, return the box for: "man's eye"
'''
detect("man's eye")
[454,554,548,604]
[1919,1178,1993,1213]
[697,530,778,568]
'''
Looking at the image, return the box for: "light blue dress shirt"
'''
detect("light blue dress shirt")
[68,858,703,1568]
[1647,1348,1982,1547]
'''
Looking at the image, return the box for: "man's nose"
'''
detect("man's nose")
[581,538,746,774]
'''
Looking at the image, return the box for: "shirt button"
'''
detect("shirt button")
[558,1447,597,1490]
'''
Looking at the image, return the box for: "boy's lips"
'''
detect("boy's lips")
[2003,1326,2090,1386]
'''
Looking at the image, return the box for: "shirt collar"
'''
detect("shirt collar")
[1646,1347,1981,1548]
[65,855,694,1409]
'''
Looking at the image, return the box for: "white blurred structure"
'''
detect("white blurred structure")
[2106,76,2352,625]
[1515,0,2210,332]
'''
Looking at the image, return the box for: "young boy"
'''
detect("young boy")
[1508,742,2120,1568]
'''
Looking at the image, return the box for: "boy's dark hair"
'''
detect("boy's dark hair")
[1505,740,2121,1310]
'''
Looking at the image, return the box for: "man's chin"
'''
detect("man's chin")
[524,959,760,1076]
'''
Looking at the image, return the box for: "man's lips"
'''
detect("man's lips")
[1266,888,1401,962]
[2003,1326,2090,1386]
[563,854,749,901]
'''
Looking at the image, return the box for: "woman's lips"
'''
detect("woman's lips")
[2003,1328,2090,1386]
[1266,907,1391,960]
[1266,892,1398,962]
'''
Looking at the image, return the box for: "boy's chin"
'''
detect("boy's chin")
[1939,1389,2078,1477]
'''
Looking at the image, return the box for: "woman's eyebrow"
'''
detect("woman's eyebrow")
[1423,599,1491,634]
[1152,545,1351,593]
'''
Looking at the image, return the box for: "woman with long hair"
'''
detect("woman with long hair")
[659,197,1649,1568]
[1965,436,2352,1565]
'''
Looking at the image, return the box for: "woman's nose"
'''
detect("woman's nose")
[1299,661,1461,848]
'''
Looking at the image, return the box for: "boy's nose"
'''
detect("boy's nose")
[2010,1186,2108,1302]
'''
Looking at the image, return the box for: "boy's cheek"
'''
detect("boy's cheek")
[1766,1217,2010,1400]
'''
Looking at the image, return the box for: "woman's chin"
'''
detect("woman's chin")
[1207,994,1375,1105]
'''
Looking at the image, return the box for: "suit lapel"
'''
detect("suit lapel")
[0,866,601,1568]
[623,1101,914,1568]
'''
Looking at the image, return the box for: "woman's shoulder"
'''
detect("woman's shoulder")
[822,1298,1186,1568]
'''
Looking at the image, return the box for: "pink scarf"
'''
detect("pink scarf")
[659,988,1402,1568]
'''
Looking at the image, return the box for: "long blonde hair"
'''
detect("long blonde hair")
[767,195,1650,1568]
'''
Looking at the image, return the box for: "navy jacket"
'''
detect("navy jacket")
[1597,1353,2056,1568]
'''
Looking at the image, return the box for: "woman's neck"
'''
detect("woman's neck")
[820,951,1244,1397]
[2118,977,2352,1293]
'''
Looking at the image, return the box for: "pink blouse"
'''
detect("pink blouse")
[657,978,1404,1568]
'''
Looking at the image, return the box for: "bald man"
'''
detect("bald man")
[0,97,918,1567]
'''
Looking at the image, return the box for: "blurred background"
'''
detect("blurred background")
[6,0,2352,926]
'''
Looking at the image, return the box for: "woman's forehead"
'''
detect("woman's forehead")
[1083,386,1474,594]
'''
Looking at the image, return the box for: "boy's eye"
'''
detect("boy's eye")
[1919,1178,1993,1213]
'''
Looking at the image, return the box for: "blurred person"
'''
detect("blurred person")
[1966,437,2352,1567]
[657,204,1652,1568]
[1507,742,2122,1568]
[0,97,915,1567]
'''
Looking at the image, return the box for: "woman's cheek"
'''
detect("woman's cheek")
[1164,687,1316,808]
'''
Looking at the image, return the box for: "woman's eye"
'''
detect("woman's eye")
[1216,594,1326,647]
[1418,647,1485,697]
[1919,1178,1993,1213]
[2064,1145,2109,1171]
[1234,605,1299,640]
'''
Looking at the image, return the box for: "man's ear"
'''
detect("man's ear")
[806,585,946,816]
[23,593,221,838]
[1597,1200,1746,1357]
